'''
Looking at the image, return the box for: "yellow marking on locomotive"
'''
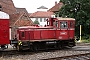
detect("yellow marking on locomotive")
[18,41,22,45]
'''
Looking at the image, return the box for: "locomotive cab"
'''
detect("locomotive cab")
[57,18,75,40]
[48,17,75,47]
[48,17,75,40]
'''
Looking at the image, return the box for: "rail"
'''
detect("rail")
[42,53,90,60]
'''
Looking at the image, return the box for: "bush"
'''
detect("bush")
[34,20,40,25]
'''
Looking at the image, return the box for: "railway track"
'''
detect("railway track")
[0,50,90,60]
[0,45,90,60]
[42,53,90,60]
[0,50,35,57]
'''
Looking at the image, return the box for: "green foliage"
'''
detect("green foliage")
[79,40,90,43]
[34,20,40,25]
[59,0,90,36]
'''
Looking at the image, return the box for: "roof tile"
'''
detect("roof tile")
[10,12,33,27]
[48,2,63,12]
[29,11,54,18]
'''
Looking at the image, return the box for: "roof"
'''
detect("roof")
[48,2,63,12]
[10,12,33,27]
[16,8,29,15]
[29,13,32,16]
[10,12,22,26]
[29,11,54,18]
[37,6,48,9]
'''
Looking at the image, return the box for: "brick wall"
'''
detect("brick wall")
[0,0,16,14]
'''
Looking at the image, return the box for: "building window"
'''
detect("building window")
[40,18,42,22]
[44,18,46,22]
[0,5,2,11]
[22,32,25,37]
[36,18,38,20]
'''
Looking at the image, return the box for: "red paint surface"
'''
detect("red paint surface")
[41,30,48,39]
[56,30,69,40]
[48,30,55,39]
[69,29,74,39]
[0,19,10,45]
[34,30,40,40]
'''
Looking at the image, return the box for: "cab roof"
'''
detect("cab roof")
[57,17,75,20]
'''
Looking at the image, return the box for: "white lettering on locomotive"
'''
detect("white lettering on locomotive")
[60,32,67,35]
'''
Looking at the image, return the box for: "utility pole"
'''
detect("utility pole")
[80,25,82,42]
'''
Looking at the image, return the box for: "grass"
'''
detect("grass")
[76,39,90,43]
[81,40,90,43]
[75,35,90,43]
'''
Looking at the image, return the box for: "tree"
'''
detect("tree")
[34,20,40,25]
[59,0,90,37]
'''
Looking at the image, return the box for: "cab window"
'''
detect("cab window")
[53,21,58,27]
[60,22,68,28]
[56,21,58,27]
[70,21,74,28]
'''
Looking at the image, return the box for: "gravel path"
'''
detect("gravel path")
[0,50,90,60]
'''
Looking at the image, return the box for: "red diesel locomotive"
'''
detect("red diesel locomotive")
[14,17,76,51]
[0,11,76,51]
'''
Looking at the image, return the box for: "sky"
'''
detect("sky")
[12,0,60,13]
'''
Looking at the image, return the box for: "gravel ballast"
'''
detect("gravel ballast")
[0,50,90,60]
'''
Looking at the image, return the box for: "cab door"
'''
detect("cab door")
[69,21,75,39]
[59,21,69,40]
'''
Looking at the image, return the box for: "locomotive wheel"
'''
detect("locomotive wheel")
[34,46,38,52]
[57,44,61,49]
